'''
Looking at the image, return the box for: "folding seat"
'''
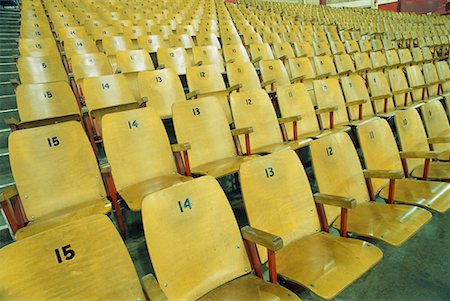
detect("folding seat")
[186,64,239,123]
[272,42,295,61]
[398,48,413,66]
[0,122,113,239]
[176,24,196,37]
[223,44,250,63]
[329,39,345,55]
[0,215,145,299]
[62,37,98,64]
[262,31,282,45]
[91,26,120,50]
[421,47,435,63]
[334,54,355,76]
[292,41,314,58]
[115,49,155,100]
[406,65,442,102]
[384,49,400,68]
[419,100,449,161]
[386,68,421,108]
[369,51,387,71]
[371,39,383,52]
[394,108,450,181]
[230,89,312,154]
[259,59,298,94]
[239,149,382,299]
[382,37,396,51]
[243,31,263,45]
[141,176,298,300]
[55,26,89,41]
[353,52,373,75]
[367,71,397,115]
[221,31,243,46]
[192,45,225,73]
[411,47,425,64]
[344,40,360,54]
[137,34,169,56]
[102,108,192,212]
[310,130,433,245]
[20,22,53,39]
[82,74,140,136]
[313,55,337,79]
[172,98,257,177]
[10,81,80,129]
[102,36,136,72]
[248,43,275,63]
[150,25,172,40]
[17,56,67,85]
[123,25,148,47]
[434,61,450,96]
[339,30,352,41]
[156,46,194,75]
[340,74,376,122]
[18,38,59,57]
[138,68,191,119]
[226,61,273,92]
[84,19,108,35]
[356,118,449,212]
[112,19,133,34]
[421,62,444,98]
[196,33,222,49]
[71,53,113,89]
[358,39,371,53]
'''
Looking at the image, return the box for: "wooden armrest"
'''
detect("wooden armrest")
[0,185,18,202]
[194,60,203,66]
[241,225,283,252]
[345,98,367,107]
[357,67,370,73]
[185,90,199,99]
[142,273,167,301]
[231,127,253,136]
[227,83,242,93]
[428,136,450,144]
[370,93,392,101]
[115,67,122,74]
[338,69,353,75]
[226,59,235,64]
[261,79,276,87]
[171,142,191,152]
[393,88,412,94]
[99,162,111,174]
[363,169,404,179]
[313,193,356,209]
[278,115,301,124]
[315,106,338,114]
[412,84,428,89]
[156,64,165,70]
[290,75,305,83]
[6,117,20,126]
[278,55,287,61]
[399,151,438,159]
[251,56,262,64]
[316,72,331,79]
[141,96,148,104]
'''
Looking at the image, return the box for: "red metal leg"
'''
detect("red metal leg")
[183,150,191,176]
[293,120,298,140]
[388,179,396,204]
[104,172,126,234]
[1,201,18,234]
[245,133,252,155]
[267,250,277,284]
[243,240,263,278]
[315,203,329,232]
[340,208,348,237]
[422,158,430,180]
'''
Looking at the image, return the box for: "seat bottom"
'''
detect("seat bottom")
[276,232,382,300]
[379,178,450,213]
[333,202,432,246]
[411,161,450,180]
[193,155,259,178]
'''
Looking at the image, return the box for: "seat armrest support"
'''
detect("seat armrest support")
[231,127,253,155]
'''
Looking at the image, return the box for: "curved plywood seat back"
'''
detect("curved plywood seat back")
[367,71,396,113]
[226,61,261,91]
[186,64,226,94]
[71,53,113,84]
[313,77,348,128]
[259,59,290,91]
[19,38,59,57]
[192,45,225,73]
[310,132,371,222]
[249,43,274,61]
[357,118,404,193]
[142,176,250,300]
[240,150,321,261]
[18,56,67,84]
[156,47,190,75]
[63,38,98,61]
[313,55,337,77]
[0,215,144,300]
[173,97,237,169]
[223,44,250,63]
[420,100,450,155]
[387,68,411,106]
[116,49,155,73]
[340,74,374,120]
[353,52,372,72]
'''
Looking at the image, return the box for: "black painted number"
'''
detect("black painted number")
[369,131,375,139]
[43,91,53,98]
[101,82,111,90]
[245,98,252,105]
[192,107,200,115]
[47,136,60,147]
[54,244,75,264]
[265,167,274,178]
[178,198,192,212]
[326,146,333,156]
[128,120,138,129]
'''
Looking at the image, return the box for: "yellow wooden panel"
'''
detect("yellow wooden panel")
[141,176,250,300]
[287,57,315,79]
[196,33,222,49]
[168,34,195,49]
[116,49,154,73]
[0,215,145,300]
[259,59,290,93]
[138,69,185,119]
[193,45,225,73]
[420,100,450,157]
[249,43,274,61]
[156,47,190,75]
[186,64,226,94]
[313,55,337,78]
[19,38,59,57]
[310,132,371,222]
[272,42,295,59]
[406,65,429,101]
[370,51,387,69]
[367,71,396,113]
[71,53,113,84]
[435,61,450,93]
[102,36,135,56]
[56,26,88,41]
[226,61,261,91]
[16,81,80,124]
[223,44,250,63]
[18,56,67,84]
[387,68,413,107]
[334,54,355,74]
[62,38,98,61]
[353,52,372,72]
[173,97,241,172]
[340,74,374,120]
[9,121,109,225]
[422,63,442,96]
[137,35,169,53]
[313,78,349,129]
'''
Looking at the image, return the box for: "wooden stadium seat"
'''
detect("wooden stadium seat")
[0,215,145,300]
[150,25,172,40]
[420,100,450,161]
[385,49,401,68]
[259,59,291,93]
[102,108,192,211]
[435,61,450,97]
[387,68,420,108]
[243,32,263,45]
[223,44,250,63]
[193,45,225,73]
[12,82,80,129]
[20,24,53,39]
[313,55,337,79]
[71,53,113,87]
[196,33,222,49]
[370,51,387,71]
[62,38,98,63]
[367,71,396,114]
[358,39,371,53]
[411,47,425,64]
[168,34,195,61]
[422,63,443,98]
[398,48,413,66]
[357,118,449,212]
[55,26,89,41]
[394,108,450,181]
[353,52,373,74]
[344,40,360,54]
[156,47,191,75]
[141,176,299,301]
[137,35,169,54]
[2,121,112,239]
[330,39,345,55]
[340,74,376,121]
[334,54,355,76]
[239,149,382,300]
[17,56,67,84]
[311,131,433,245]
[116,49,155,100]
[82,74,139,136]
[406,65,441,102]
[226,61,269,91]
[313,41,332,56]
[138,68,188,119]
[102,36,136,72]
[272,42,295,60]
[91,26,120,49]
[172,97,257,178]
[292,41,314,58]
[249,43,275,62]
[18,38,59,57]
[230,89,312,154]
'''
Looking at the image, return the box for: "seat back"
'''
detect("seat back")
[395,108,431,172]
[345,40,360,54]
[340,74,374,120]
[230,89,283,152]
[226,61,261,91]
[196,33,222,49]
[313,55,337,78]
[0,215,144,300]
[71,53,113,84]
[293,41,314,57]
[354,52,372,72]
[63,38,98,61]
[240,150,321,261]
[9,122,109,222]
[435,61,450,93]
[387,68,412,106]
[334,54,355,75]
[310,132,371,221]
[411,47,424,63]
[186,64,226,94]
[18,56,67,84]
[272,42,295,59]
[192,45,225,73]
[385,50,400,67]
[138,68,186,118]
[137,35,169,53]
[313,77,349,128]
[142,176,250,300]
[367,71,396,113]
[420,100,450,155]
[116,49,155,73]
[357,118,404,193]
[16,82,80,124]
[156,47,190,75]
[19,38,59,57]
[406,65,428,101]
[173,98,237,169]
[168,34,195,49]
[259,59,290,91]
[370,51,387,70]
[398,49,413,65]
[249,43,274,61]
